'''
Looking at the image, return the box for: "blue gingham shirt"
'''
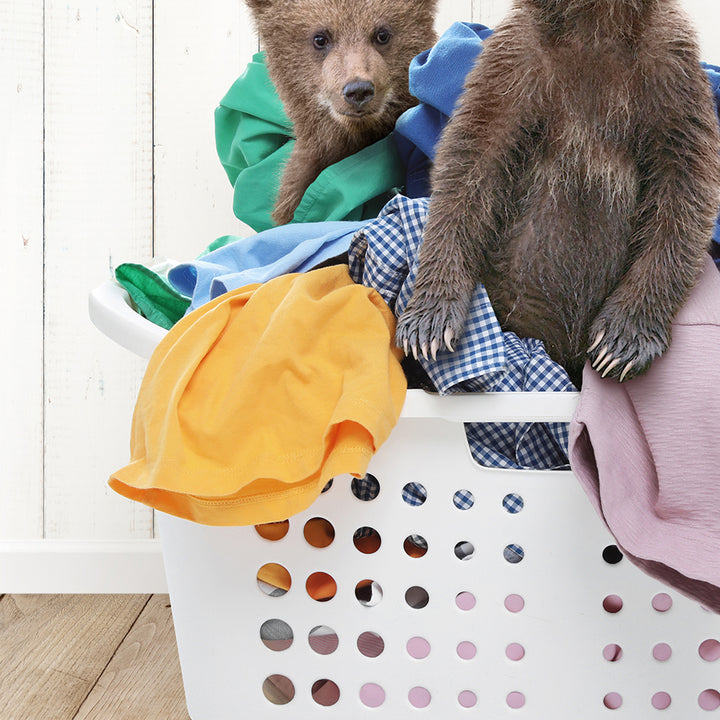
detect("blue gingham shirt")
[349,195,576,470]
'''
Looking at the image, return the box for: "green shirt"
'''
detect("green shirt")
[214,52,406,231]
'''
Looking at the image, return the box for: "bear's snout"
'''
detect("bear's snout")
[342,80,375,111]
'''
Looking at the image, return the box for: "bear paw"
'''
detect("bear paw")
[395,293,469,361]
[587,312,669,383]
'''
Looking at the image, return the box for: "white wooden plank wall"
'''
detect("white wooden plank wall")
[1,0,719,590]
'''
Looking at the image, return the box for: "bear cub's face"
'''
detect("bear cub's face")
[247,0,437,144]
[309,22,398,131]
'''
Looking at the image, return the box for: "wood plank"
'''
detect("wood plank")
[73,594,190,719]
[153,0,255,263]
[0,0,44,539]
[684,0,720,59]
[471,0,512,26]
[436,0,472,33]
[43,0,154,538]
[0,594,149,719]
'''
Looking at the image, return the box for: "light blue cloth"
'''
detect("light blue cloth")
[168,221,366,312]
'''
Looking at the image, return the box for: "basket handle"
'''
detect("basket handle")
[89,279,166,359]
[400,389,579,423]
[89,279,581,424]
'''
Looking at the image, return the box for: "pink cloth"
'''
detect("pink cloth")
[569,256,720,612]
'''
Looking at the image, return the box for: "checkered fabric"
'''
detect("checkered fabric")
[502,493,525,514]
[402,482,428,506]
[504,544,525,563]
[349,195,577,470]
[453,489,475,510]
[350,474,380,501]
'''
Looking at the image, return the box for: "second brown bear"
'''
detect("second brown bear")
[396,0,720,387]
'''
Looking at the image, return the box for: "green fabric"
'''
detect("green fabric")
[115,263,191,330]
[215,51,406,232]
[200,234,239,256]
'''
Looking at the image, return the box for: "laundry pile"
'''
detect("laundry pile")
[111,22,720,610]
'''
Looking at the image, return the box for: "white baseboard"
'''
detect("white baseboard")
[0,539,167,593]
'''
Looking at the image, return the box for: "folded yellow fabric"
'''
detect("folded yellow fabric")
[110,266,407,525]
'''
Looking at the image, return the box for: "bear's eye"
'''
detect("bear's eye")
[374,27,392,45]
[312,32,330,50]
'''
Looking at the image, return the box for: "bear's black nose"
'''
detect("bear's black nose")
[343,80,375,110]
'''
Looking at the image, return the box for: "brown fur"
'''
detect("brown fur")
[244,0,438,225]
[396,0,720,386]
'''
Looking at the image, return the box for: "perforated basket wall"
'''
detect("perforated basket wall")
[159,393,720,719]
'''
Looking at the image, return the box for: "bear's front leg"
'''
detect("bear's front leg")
[272,142,325,226]
[587,73,720,382]
[396,55,537,359]
[395,206,480,359]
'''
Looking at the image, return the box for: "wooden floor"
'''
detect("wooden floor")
[0,594,191,720]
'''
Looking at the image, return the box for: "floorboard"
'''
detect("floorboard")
[0,595,189,720]
[73,594,190,720]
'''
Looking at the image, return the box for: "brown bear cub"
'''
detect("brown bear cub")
[396,0,720,387]
[244,0,438,226]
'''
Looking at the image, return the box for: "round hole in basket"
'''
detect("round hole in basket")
[506,643,525,661]
[602,594,623,613]
[357,631,385,658]
[457,641,477,660]
[603,692,623,710]
[453,489,475,510]
[503,544,524,563]
[406,636,431,659]
[502,493,524,514]
[405,586,430,609]
[262,674,295,705]
[359,683,385,708]
[403,534,428,558]
[699,639,720,662]
[507,691,526,709]
[257,563,291,597]
[454,541,475,561]
[602,644,623,662]
[312,679,340,706]
[308,625,339,655]
[321,478,334,493]
[699,689,720,711]
[402,482,427,506]
[303,517,335,548]
[504,594,525,612]
[409,687,432,708]
[652,592,673,612]
[353,526,382,554]
[355,579,383,607]
[306,572,337,602]
[653,643,672,662]
[455,591,476,611]
[254,520,290,541]
[652,692,672,710]
[458,690,477,708]
[351,473,380,501]
[602,544,624,564]
[260,619,293,651]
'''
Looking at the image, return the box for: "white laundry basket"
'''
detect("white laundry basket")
[90,278,720,719]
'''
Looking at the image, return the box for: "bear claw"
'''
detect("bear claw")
[395,294,468,362]
[587,330,605,353]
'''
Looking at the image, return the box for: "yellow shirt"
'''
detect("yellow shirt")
[109,266,407,525]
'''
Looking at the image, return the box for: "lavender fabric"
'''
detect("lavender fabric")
[569,255,720,612]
